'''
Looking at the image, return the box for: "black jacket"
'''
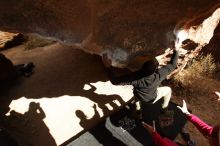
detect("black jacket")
[105,50,179,102]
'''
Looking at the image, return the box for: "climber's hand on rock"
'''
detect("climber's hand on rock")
[177,100,190,115]
[102,53,112,68]
[165,48,172,55]
[174,46,180,51]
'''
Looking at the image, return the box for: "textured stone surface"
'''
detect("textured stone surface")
[0,44,134,145]
[0,31,24,50]
[0,0,220,66]
[202,22,220,63]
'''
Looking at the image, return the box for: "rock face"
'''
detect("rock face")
[0,0,220,66]
[202,22,220,63]
[0,53,16,82]
[0,31,24,50]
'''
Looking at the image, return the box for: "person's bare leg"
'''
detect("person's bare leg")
[153,86,172,109]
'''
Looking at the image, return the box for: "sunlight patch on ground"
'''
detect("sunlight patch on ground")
[105,103,114,110]
[90,81,133,98]
[6,96,97,145]
[83,84,92,90]
[5,81,134,145]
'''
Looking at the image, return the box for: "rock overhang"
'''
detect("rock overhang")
[0,0,220,67]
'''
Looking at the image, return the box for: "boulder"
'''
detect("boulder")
[202,23,220,63]
[0,0,220,66]
[0,31,24,50]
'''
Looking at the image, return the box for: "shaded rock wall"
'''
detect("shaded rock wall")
[203,23,220,63]
[0,0,220,66]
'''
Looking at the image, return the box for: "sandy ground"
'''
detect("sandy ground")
[171,77,220,146]
[0,43,133,146]
[0,43,220,146]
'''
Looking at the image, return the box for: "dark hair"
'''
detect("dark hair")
[140,58,159,76]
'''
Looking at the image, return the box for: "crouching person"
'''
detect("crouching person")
[102,49,179,119]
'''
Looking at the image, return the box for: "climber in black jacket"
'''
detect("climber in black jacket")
[102,49,179,116]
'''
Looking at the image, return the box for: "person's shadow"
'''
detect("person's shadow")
[75,104,126,146]
[0,48,130,145]
[1,102,57,146]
